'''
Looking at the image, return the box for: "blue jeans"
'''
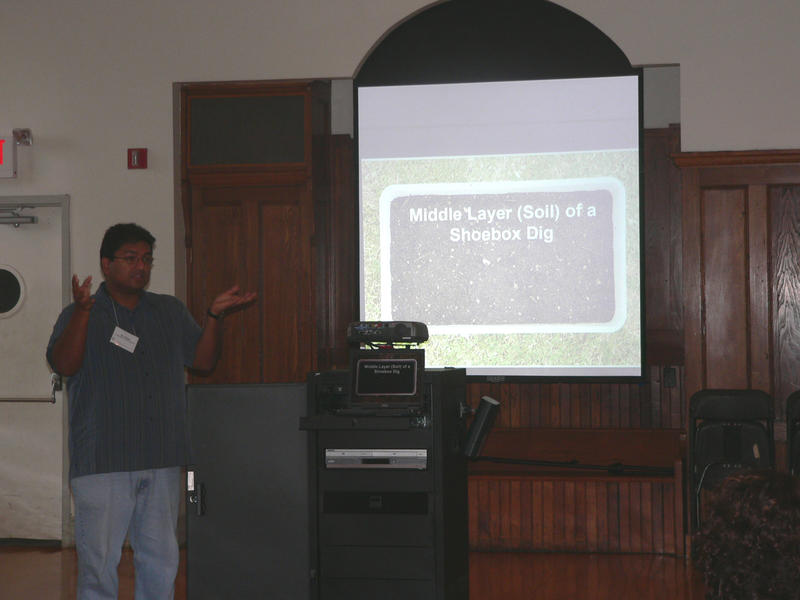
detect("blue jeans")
[71,467,181,600]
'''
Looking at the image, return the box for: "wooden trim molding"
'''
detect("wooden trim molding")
[673,149,800,168]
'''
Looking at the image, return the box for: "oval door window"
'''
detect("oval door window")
[0,265,25,319]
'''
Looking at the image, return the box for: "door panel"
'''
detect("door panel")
[0,198,68,540]
[701,188,748,388]
[185,383,308,600]
[189,180,315,383]
[189,185,259,383]
[261,194,315,382]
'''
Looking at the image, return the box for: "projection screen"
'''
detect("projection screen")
[357,75,642,379]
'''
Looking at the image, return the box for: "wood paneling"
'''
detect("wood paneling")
[644,125,683,364]
[475,428,682,468]
[771,185,800,420]
[677,150,800,409]
[466,365,685,429]
[749,185,771,394]
[677,149,800,488]
[459,327,688,551]
[702,187,749,388]
[315,135,357,371]
[468,475,682,554]
[467,552,706,600]
[468,427,684,554]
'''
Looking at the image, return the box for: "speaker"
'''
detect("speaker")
[463,396,500,459]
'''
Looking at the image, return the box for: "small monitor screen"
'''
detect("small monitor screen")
[356,358,418,395]
[350,349,424,409]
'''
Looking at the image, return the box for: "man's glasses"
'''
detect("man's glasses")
[111,254,154,267]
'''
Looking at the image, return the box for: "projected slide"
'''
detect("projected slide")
[379,177,626,332]
[358,76,641,377]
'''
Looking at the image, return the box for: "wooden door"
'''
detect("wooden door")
[188,175,316,382]
[181,81,331,383]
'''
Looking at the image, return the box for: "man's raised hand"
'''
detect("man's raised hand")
[72,275,95,312]
[209,285,257,317]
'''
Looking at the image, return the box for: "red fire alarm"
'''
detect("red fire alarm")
[127,148,148,169]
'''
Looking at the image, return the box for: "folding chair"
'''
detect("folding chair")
[689,389,774,529]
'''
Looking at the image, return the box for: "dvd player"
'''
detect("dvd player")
[325,448,427,470]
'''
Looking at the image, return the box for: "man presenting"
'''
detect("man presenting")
[47,223,255,599]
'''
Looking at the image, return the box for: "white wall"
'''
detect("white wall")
[557,0,800,153]
[2,0,798,291]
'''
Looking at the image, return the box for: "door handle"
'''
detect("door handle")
[50,374,62,403]
[186,470,205,516]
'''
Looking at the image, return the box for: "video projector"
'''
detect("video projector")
[347,321,429,346]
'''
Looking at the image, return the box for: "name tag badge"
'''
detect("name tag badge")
[110,326,139,353]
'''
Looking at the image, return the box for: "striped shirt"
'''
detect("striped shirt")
[47,282,202,479]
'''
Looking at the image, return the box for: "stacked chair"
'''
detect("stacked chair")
[688,389,775,529]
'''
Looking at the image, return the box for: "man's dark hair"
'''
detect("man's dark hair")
[693,469,800,599]
[100,223,156,259]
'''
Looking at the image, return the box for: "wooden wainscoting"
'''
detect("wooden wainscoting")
[463,370,687,556]
[468,428,685,555]
[466,365,686,430]
[469,473,683,554]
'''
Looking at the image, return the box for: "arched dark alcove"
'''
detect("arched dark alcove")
[355,0,634,86]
